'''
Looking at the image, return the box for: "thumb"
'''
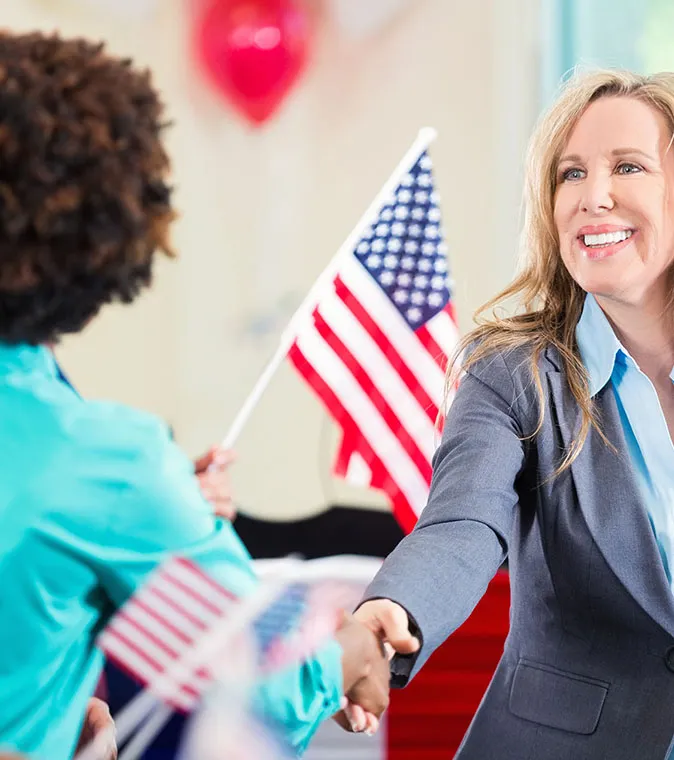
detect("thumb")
[377,605,420,655]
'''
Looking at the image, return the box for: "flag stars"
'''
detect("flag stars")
[352,151,453,329]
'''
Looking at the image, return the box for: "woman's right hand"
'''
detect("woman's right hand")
[353,599,420,657]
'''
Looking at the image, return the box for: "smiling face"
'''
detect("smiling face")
[553,95,674,306]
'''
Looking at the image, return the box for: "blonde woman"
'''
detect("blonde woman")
[349,69,674,758]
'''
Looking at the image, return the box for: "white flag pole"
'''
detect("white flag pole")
[220,126,438,450]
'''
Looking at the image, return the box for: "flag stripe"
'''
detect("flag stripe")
[339,263,447,406]
[149,576,223,625]
[423,305,461,358]
[162,564,234,616]
[118,607,193,654]
[103,644,195,712]
[312,310,433,483]
[142,586,208,635]
[101,627,202,699]
[132,598,194,645]
[173,557,237,602]
[290,337,428,514]
[290,345,406,511]
[334,277,440,423]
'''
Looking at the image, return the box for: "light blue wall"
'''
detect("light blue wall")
[540,0,672,104]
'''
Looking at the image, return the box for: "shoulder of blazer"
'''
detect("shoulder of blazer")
[463,341,562,435]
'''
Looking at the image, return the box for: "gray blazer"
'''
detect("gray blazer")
[364,345,674,759]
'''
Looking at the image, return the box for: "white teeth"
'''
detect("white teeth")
[583,230,632,247]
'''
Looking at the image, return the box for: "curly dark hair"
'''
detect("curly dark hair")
[0,31,175,345]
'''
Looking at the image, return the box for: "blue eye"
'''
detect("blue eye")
[617,162,642,175]
[561,167,585,182]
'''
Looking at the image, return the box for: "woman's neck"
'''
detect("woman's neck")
[595,291,674,383]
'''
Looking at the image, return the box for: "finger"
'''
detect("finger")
[194,448,216,474]
[345,702,368,732]
[212,499,236,521]
[368,608,419,655]
[212,448,236,468]
[332,710,354,733]
[384,641,395,660]
[364,712,380,736]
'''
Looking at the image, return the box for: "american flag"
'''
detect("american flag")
[288,149,460,532]
[98,558,346,714]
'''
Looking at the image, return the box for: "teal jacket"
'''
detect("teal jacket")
[0,343,342,759]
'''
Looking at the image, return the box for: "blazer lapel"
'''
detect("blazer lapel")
[547,371,674,638]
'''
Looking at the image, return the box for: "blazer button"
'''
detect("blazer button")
[665,646,674,673]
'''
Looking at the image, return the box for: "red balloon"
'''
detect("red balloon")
[195,0,313,125]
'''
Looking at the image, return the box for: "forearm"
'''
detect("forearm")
[363,518,505,684]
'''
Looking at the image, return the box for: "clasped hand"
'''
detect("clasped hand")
[334,600,420,735]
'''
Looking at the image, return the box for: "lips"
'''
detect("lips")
[576,228,636,261]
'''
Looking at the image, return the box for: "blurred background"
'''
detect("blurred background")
[5,0,671,524]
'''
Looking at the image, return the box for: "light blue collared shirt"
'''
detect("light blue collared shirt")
[576,295,674,583]
[0,343,342,760]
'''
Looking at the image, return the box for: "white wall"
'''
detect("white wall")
[1,0,541,520]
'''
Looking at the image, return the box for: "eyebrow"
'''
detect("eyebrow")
[558,147,656,164]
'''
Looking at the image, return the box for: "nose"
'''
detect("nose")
[579,172,615,214]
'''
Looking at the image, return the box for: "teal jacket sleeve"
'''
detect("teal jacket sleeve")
[51,403,344,753]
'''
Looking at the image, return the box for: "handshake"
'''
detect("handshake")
[333,599,420,736]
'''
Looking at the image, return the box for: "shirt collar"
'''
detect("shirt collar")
[0,342,60,380]
[575,294,624,398]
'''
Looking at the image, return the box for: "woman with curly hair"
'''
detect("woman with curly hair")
[0,31,389,760]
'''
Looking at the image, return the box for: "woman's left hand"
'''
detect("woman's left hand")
[194,447,237,520]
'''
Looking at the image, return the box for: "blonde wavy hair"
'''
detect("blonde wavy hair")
[448,68,674,471]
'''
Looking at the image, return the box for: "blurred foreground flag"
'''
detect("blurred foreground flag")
[288,148,460,533]
[97,557,347,713]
